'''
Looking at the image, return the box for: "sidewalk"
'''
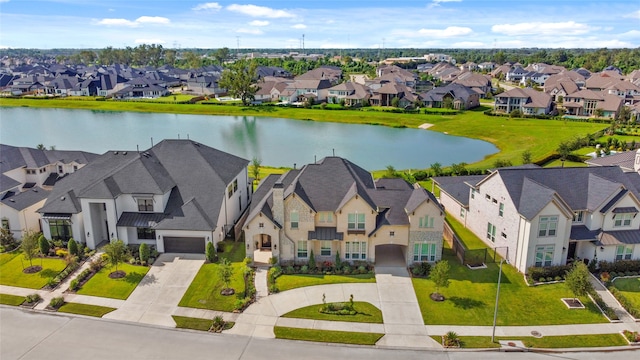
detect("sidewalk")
[589,273,635,323]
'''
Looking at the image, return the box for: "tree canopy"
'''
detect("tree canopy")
[218,60,259,106]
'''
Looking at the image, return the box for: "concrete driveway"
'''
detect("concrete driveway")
[103,253,205,327]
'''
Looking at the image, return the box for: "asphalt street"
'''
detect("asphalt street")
[2,307,640,360]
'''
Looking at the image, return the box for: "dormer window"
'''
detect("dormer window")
[614,213,633,227]
[573,211,584,223]
[347,212,365,232]
[137,198,154,212]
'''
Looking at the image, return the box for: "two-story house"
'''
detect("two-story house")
[494,88,553,115]
[433,164,640,273]
[0,144,97,239]
[243,157,444,266]
[37,140,250,253]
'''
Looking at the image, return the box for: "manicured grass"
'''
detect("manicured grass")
[0,293,27,306]
[76,263,149,300]
[57,302,116,317]
[0,98,607,171]
[282,302,383,323]
[217,240,247,263]
[437,334,628,349]
[542,159,588,167]
[274,326,384,345]
[276,274,375,292]
[413,251,607,326]
[0,252,67,289]
[445,214,489,250]
[611,277,640,310]
[172,316,214,331]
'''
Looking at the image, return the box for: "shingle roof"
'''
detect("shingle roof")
[587,151,637,171]
[431,175,486,207]
[1,186,49,211]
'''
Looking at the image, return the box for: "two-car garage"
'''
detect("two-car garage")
[163,236,206,253]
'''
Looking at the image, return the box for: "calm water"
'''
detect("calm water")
[0,107,497,169]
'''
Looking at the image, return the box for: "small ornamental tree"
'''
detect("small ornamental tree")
[522,150,532,164]
[218,258,234,293]
[21,231,40,269]
[251,157,262,183]
[430,260,450,301]
[38,235,50,257]
[206,241,216,263]
[565,261,593,303]
[308,250,316,270]
[139,243,150,264]
[67,238,78,257]
[104,239,127,275]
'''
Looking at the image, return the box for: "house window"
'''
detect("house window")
[535,245,554,267]
[499,203,504,217]
[614,213,633,227]
[485,194,491,201]
[413,242,437,262]
[137,198,154,212]
[233,179,238,192]
[26,169,35,175]
[297,241,308,258]
[49,220,72,241]
[347,213,365,231]
[419,215,434,228]
[460,208,465,218]
[501,232,507,239]
[389,231,395,237]
[259,223,264,228]
[319,212,333,223]
[538,216,558,237]
[1,219,9,230]
[290,211,299,229]
[615,245,633,260]
[487,223,496,242]
[58,165,63,173]
[137,227,156,240]
[492,198,498,204]
[227,184,233,198]
[320,241,331,256]
[73,165,78,171]
[573,211,584,223]
[345,241,367,260]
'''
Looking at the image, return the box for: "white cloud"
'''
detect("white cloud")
[236,28,263,35]
[96,18,138,27]
[623,10,640,19]
[433,0,462,3]
[291,24,307,29]
[226,4,295,18]
[135,38,166,44]
[249,20,269,26]
[0,0,10,3]
[491,21,592,36]
[619,30,640,38]
[135,16,170,25]
[192,2,222,11]
[417,26,472,37]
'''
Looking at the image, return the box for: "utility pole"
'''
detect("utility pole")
[236,36,240,58]
[302,34,305,52]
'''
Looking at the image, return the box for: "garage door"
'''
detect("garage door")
[163,237,205,253]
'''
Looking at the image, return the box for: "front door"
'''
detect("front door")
[567,242,577,262]
[260,234,271,249]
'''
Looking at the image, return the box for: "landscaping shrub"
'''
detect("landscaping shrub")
[526,265,572,283]
[25,293,41,304]
[308,250,316,269]
[608,286,640,318]
[442,331,460,348]
[205,242,216,263]
[49,261,80,288]
[588,289,619,320]
[69,279,79,291]
[139,243,150,264]
[38,235,50,256]
[269,256,278,265]
[67,238,78,257]
[55,249,68,257]
[410,262,432,277]
[598,260,640,274]
[48,296,65,309]
[622,330,640,343]
[211,315,225,332]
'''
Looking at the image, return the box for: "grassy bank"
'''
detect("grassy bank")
[0,98,608,170]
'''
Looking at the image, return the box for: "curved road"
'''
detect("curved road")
[2,307,639,360]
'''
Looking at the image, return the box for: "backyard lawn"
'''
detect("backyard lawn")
[274,326,384,345]
[57,302,116,317]
[413,250,606,326]
[0,252,67,289]
[76,263,149,300]
[178,240,248,312]
[276,273,375,292]
[281,302,383,323]
[610,277,640,310]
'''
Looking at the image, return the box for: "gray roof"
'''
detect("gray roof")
[39,140,248,231]
[600,230,640,246]
[308,227,344,241]
[570,225,600,241]
[1,187,49,211]
[431,175,486,207]
[585,151,637,171]
[0,144,98,175]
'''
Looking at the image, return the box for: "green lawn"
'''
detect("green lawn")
[0,98,607,171]
[611,277,640,310]
[439,334,628,349]
[445,214,489,250]
[282,302,383,323]
[172,316,214,331]
[178,240,248,312]
[274,326,384,345]
[542,159,588,167]
[0,252,67,289]
[0,293,27,306]
[276,274,375,292]
[413,250,607,326]
[57,302,116,317]
[76,263,149,300]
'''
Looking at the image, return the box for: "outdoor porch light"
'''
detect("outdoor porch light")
[600,246,605,251]
[87,232,90,237]
[247,243,250,249]
[274,244,277,250]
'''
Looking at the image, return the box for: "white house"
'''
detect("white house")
[37,140,250,253]
[244,157,444,266]
[434,163,640,273]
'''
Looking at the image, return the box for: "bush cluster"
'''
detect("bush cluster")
[49,262,80,289]
[25,293,41,304]
[48,296,65,309]
[608,286,640,319]
[410,262,432,277]
[234,259,256,311]
[598,260,640,275]
[526,264,572,283]
[588,289,619,320]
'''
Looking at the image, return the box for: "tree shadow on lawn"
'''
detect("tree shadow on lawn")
[39,268,59,279]
[448,296,486,310]
[137,273,157,286]
[124,271,146,284]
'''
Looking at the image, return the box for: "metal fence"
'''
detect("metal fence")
[443,222,507,266]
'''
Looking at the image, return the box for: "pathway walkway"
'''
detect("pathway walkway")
[589,273,635,323]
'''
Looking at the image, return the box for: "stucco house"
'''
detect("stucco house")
[433,163,640,273]
[37,140,250,253]
[243,157,444,266]
[419,83,480,110]
[563,90,624,118]
[0,144,97,239]
[494,88,553,115]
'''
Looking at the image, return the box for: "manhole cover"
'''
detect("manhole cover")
[531,331,542,338]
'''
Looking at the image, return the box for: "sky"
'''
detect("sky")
[0,0,638,50]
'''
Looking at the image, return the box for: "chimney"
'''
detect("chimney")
[272,181,284,226]
[635,149,640,174]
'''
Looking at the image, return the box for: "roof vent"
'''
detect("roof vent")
[60,196,65,201]
[32,188,38,192]
[122,151,127,155]
[9,199,15,202]
[114,151,118,155]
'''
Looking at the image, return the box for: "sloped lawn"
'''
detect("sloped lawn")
[76,263,149,300]
[413,251,607,326]
[0,252,67,289]
[610,277,640,310]
[276,273,375,292]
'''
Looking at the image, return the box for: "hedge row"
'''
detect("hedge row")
[526,264,572,283]
[608,286,640,319]
[598,260,640,274]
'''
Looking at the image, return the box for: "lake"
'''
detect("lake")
[0,107,498,170]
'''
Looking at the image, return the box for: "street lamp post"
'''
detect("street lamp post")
[492,258,505,343]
